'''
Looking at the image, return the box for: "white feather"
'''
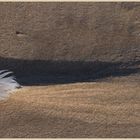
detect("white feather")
[0,70,21,100]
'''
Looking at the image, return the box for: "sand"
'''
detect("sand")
[0,74,140,138]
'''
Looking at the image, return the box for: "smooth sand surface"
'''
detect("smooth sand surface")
[0,75,140,138]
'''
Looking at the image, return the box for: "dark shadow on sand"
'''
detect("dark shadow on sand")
[0,57,140,85]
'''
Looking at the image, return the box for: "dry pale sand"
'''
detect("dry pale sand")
[0,75,140,138]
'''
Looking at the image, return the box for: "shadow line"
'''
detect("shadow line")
[0,57,140,85]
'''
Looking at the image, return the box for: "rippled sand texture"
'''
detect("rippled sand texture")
[0,75,140,138]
